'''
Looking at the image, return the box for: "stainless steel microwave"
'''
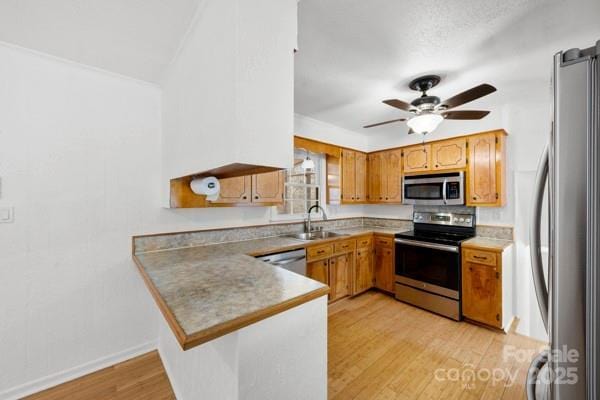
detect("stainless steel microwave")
[402,172,465,205]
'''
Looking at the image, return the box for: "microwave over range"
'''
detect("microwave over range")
[402,171,465,206]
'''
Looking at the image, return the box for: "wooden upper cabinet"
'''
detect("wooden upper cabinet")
[368,153,383,202]
[462,260,501,327]
[431,138,467,171]
[467,132,505,206]
[341,149,356,202]
[252,171,283,203]
[403,144,431,173]
[210,176,252,204]
[355,152,368,202]
[383,149,402,203]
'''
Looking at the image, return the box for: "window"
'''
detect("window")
[276,149,324,217]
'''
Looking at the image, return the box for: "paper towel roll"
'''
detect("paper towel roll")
[190,177,220,201]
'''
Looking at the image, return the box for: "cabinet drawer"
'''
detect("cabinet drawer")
[334,239,356,254]
[355,236,373,248]
[464,248,497,266]
[307,244,333,261]
[374,236,393,248]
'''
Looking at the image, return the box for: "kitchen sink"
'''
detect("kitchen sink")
[287,231,349,241]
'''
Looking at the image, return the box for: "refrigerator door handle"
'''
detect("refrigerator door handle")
[526,349,549,400]
[529,144,549,332]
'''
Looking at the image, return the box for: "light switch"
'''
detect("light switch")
[0,207,13,223]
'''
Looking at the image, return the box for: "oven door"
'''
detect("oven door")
[394,238,461,299]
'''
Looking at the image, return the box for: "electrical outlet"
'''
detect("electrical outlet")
[0,207,13,223]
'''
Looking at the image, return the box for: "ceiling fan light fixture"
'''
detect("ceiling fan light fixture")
[406,113,443,134]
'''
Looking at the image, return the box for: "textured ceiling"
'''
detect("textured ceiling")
[295,0,600,138]
[0,0,200,83]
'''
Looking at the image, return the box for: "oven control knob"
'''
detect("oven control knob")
[465,218,471,223]
[458,218,464,222]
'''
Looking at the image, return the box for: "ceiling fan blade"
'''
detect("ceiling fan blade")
[382,99,413,112]
[363,118,406,128]
[440,84,496,110]
[441,110,490,120]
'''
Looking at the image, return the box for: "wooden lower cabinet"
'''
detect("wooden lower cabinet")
[354,243,374,295]
[374,235,395,293]
[329,253,352,301]
[461,244,513,329]
[307,259,329,285]
[462,260,501,327]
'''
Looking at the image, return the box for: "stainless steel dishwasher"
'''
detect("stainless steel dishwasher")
[256,248,306,276]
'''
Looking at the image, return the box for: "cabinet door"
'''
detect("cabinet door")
[467,133,497,205]
[384,149,402,202]
[374,244,394,293]
[252,171,284,203]
[330,253,352,301]
[341,149,356,202]
[211,176,252,204]
[355,152,368,202]
[403,144,431,173]
[432,138,467,170]
[307,259,329,286]
[368,153,383,202]
[354,247,374,295]
[462,261,501,328]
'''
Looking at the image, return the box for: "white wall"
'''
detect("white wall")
[162,0,297,204]
[0,43,285,399]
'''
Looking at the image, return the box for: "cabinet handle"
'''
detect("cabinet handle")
[473,255,487,260]
[317,250,325,254]
[242,196,247,199]
[385,197,389,200]
[469,267,473,271]
[255,196,259,199]
[472,196,477,200]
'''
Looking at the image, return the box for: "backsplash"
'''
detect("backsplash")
[133,216,512,254]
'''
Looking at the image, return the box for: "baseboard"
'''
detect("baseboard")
[0,340,157,400]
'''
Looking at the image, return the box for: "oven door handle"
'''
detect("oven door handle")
[394,238,459,253]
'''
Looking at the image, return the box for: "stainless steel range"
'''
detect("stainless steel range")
[394,211,476,320]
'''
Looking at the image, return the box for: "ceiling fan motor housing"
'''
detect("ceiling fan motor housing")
[411,95,440,111]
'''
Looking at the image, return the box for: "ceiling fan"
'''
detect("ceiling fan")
[363,75,496,134]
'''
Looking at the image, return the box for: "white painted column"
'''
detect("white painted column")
[158,296,328,400]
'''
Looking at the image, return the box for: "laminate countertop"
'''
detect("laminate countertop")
[133,227,402,350]
[462,237,514,251]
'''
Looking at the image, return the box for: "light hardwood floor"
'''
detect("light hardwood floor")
[24,351,175,400]
[25,291,545,400]
[328,291,546,400]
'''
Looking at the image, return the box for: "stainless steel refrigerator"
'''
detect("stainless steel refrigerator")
[528,41,600,399]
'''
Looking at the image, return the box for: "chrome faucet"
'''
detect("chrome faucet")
[306,204,328,233]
